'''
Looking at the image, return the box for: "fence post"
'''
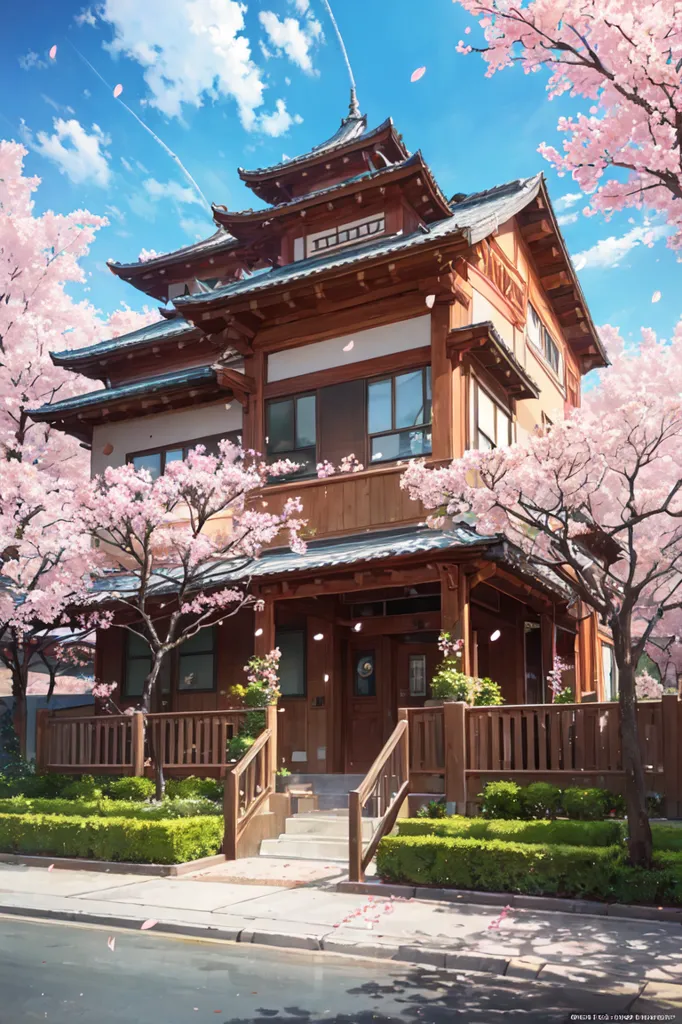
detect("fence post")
[265,704,278,789]
[348,789,363,882]
[223,769,238,860]
[443,701,467,815]
[398,707,409,787]
[35,709,49,773]
[132,711,145,777]
[662,693,680,818]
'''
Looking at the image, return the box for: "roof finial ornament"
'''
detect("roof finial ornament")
[348,85,361,120]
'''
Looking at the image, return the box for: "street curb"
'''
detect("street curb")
[2,901,682,1005]
[336,880,682,924]
[0,852,226,878]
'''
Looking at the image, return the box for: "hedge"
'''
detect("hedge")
[0,796,221,820]
[376,834,682,905]
[0,813,224,864]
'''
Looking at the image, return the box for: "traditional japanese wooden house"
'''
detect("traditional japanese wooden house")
[32,95,616,779]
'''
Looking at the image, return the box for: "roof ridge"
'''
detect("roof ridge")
[451,173,542,209]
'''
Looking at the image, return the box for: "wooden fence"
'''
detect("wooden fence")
[36,708,247,777]
[400,694,682,817]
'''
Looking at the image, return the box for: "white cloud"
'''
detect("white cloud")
[143,177,202,205]
[99,0,270,129]
[291,0,309,12]
[573,224,670,269]
[180,216,213,239]
[258,100,303,138]
[135,160,149,174]
[120,156,133,172]
[83,88,92,98]
[19,50,47,71]
[259,11,321,73]
[24,118,112,187]
[259,41,273,60]
[555,192,583,212]
[75,6,97,26]
[557,211,579,227]
[41,95,76,116]
[105,204,125,222]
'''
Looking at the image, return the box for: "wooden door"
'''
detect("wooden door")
[344,640,389,773]
[394,640,440,708]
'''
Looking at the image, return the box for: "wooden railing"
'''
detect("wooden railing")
[146,710,246,773]
[399,694,682,817]
[223,705,277,860]
[349,716,410,882]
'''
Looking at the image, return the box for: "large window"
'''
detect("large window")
[471,379,512,450]
[123,633,170,697]
[526,303,564,382]
[266,393,317,477]
[128,432,241,480]
[275,628,306,697]
[178,628,215,691]
[368,367,432,464]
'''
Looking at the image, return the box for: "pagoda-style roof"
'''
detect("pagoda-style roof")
[239,94,409,205]
[447,321,540,400]
[28,364,253,443]
[50,317,200,380]
[214,152,452,241]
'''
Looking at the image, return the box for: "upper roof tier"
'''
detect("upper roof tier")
[238,92,409,205]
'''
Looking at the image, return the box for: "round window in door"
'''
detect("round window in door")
[355,653,376,697]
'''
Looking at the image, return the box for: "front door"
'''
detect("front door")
[344,640,387,773]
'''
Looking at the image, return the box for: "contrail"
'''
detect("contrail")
[67,40,211,213]
[320,0,359,100]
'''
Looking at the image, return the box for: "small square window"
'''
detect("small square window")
[276,629,306,697]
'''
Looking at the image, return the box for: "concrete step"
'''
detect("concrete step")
[285,815,377,839]
[259,835,351,861]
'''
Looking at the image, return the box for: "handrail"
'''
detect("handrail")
[349,718,410,883]
[232,724,271,778]
[223,705,277,860]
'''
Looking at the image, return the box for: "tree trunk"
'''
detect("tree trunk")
[11,663,28,758]
[613,615,652,868]
[141,655,165,800]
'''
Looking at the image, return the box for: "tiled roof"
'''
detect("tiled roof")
[91,525,496,597]
[108,228,239,274]
[29,365,217,419]
[239,115,398,178]
[50,317,197,365]
[178,175,544,310]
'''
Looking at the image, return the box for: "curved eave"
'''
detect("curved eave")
[214,152,452,233]
[107,229,242,278]
[238,118,407,184]
[49,320,202,380]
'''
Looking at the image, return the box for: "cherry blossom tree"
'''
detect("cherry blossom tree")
[403,322,682,866]
[79,444,305,794]
[454,0,682,245]
[0,139,152,749]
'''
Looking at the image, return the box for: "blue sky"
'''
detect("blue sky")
[2,0,679,347]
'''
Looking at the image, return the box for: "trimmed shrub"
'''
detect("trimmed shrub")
[479,781,522,819]
[103,777,155,802]
[520,783,562,820]
[0,812,223,864]
[415,800,447,820]
[0,796,221,820]
[376,833,682,905]
[164,776,223,802]
[397,816,626,848]
[60,776,102,801]
[561,788,610,821]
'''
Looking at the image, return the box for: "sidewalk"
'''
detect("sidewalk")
[2,858,682,1004]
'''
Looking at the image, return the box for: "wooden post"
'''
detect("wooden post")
[348,788,363,882]
[458,574,472,677]
[223,769,239,860]
[662,693,680,818]
[35,709,49,773]
[254,594,275,656]
[132,711,145,777]
[398,706,410,789]
[265,704,278,789]
[444,701,467,815]
[429,300,453,461]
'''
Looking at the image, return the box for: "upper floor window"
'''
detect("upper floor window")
[178,628,215,691]
[471,378,512,451]
[527,303,564,382]
[128,432,241,480]
[123,632,170,697]
[266,393,317,476]
[368,367,432,464]
[307,214,385,258]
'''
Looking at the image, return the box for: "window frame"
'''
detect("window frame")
[177,626,216,693]
[123,632,171,699]
[274,627,307,698]
[265,392,317,478]
[470,376,513,451]
[366,366,432,466]
[526,302,565,385]
[127,431,241,477]
[308,214,386,257]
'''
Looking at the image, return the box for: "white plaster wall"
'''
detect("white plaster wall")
[91,401,243,476]
[267,315,431,383]
[471,290,515,350]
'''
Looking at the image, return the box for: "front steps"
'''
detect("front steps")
[259,810,378,861]
[278,773,365,811]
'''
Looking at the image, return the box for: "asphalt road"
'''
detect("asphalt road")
[0,914,665,1023]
